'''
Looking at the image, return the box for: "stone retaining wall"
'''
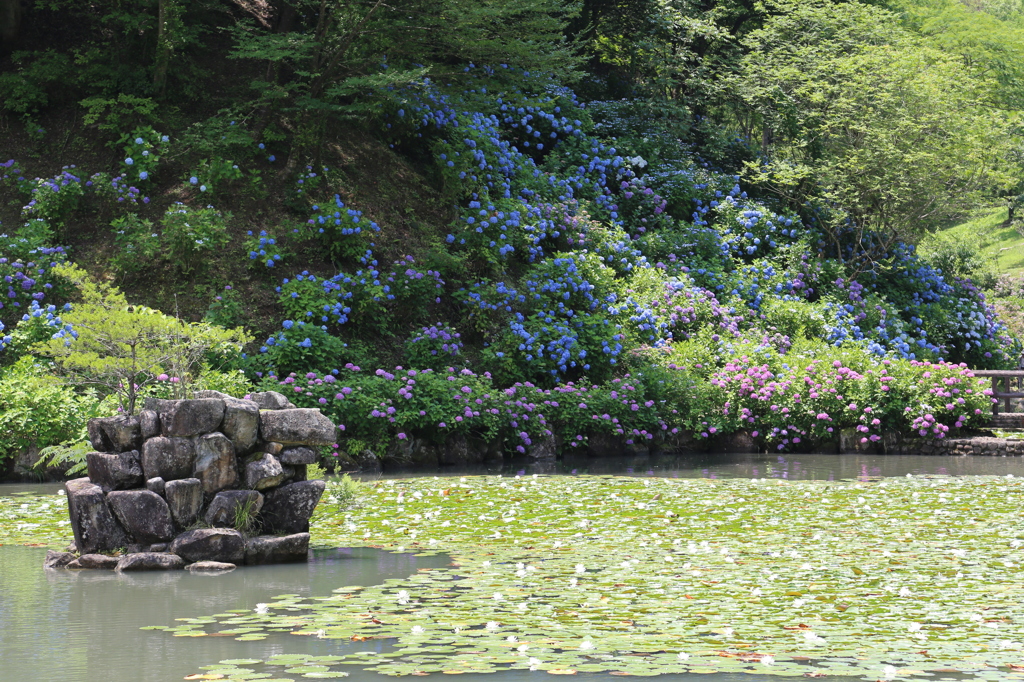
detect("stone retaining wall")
[44,390,334,573]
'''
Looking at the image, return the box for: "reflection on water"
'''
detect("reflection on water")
[0,546,449,682]
[3,450,1015,682]
[361,451,1024,481]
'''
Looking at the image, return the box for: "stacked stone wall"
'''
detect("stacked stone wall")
[44,390,334,573]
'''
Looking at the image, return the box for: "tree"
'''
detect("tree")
[734,0,1015,261]
[229,0,583,169]
[34,264,251,414]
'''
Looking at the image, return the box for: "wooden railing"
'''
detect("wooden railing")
[972,370,1024,415]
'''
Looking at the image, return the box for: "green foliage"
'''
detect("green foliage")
[918,230,999,289]
[737,0,1015,247]
[0,50,73,116]
[80,96,160,140]
[0,357,101,465]
[110,214,161,276]
[35,264,251,414]
[161,203,231,275]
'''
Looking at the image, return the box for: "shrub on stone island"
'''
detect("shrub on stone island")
[33,264,250,414]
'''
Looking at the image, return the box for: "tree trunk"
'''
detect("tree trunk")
[0,0,22,51]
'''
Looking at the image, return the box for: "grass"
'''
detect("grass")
[932,206,1024,275]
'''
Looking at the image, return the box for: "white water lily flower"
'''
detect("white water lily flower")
[751,588,762,597]
[493,593,504,601]
[453,627,461,634]
[722,627,733,637]
[760,655,774,666]
[482,560,491,567]
[529,657,542,670]
[569,577,578,587]
[677,652,690,661]
[517,644,529,653]
[792,598,806,608]
[507,635,518,643]
[803,631,826,645]
[486,621,500,631]
[516,562,525,570]
[254,603,269,614]
[517,603,528,611]
[664,555,674,562]
[899,587,912,597]
[882,664,898,680]
[411,625,425,635]
[579,641,594,650]
[907,622,922,632]
[575,563,586,574]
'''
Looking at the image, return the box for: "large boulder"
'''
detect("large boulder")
[164,478,203,528]
[87,416,142,453]
[245,533,310,565]
[43,550,76,569]
[279,446,317,465]
[146,398,226,438]
[138,409,161,439]
[65,478,129,554]
[204,489,263,528]
[259,408,336,446]
[248,391,296,410]
[86,451,143,492]
[141,437,195,482]
[170,528,245,564]
[106,490,175,544]
[115,552,185,571]
[260,480,326,534]
[78,553,121,569]
[245,453,286,490]
[186,560,236,572]
[195,391,260,454]
[193,432,238,493]
[526,434,557,461]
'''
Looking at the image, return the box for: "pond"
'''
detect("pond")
[4,452,1024,682]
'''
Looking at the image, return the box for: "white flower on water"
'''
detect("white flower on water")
[907,622,922,632]
[751,588,762,597]
[517,644,529,653]
[575,563,586,574]
[315,629,326,638]
[397,590,410,605]
[899,587,912,597]
[482,560,491,567]
[760,655,774,666]
[528,657,542,671]
[507,635,518,643]
[792,599,806,608]
[579,641,594,650]
[453,627,462,634]
[803,631,826,645]
[882,664,898,680]
[411,626,425,635]
[254,603,269,614]
[677,652,689,661]
[486,621,500,631]
[493,593,504,601]
[569,577,578,587]
[722,627,734,637]
[517,602,528,611]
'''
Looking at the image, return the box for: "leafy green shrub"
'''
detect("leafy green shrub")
[161,203,231,274]
[110,213,161,275]
[0,357,101,466]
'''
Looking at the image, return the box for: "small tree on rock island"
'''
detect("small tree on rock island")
[35,264,251,415]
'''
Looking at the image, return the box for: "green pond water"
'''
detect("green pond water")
[4,453,1024,682]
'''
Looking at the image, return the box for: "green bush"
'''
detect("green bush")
[0,357,101,466]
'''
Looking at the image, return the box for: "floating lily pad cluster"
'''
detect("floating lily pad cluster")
[137,473,1024,680]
